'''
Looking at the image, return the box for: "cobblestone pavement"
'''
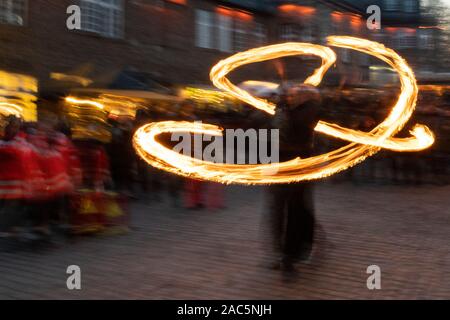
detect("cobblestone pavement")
[1,181,450,299]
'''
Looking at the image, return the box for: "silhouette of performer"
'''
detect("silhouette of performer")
[269,84,322,271]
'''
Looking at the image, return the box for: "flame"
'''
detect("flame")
[133,36,435,185]
[210,42,337,115]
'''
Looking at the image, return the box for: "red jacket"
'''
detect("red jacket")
[0,134,43,200]
[29,132,72,199]
[52,132,82,189]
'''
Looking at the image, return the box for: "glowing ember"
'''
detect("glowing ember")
[133,36,435,185]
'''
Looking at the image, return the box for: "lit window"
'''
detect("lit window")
[195,9,214,49]
[404,0,418,13]
[384,0,400,11]
[80,0,124,38]
[0,0,26,26]
[217,14,232,52]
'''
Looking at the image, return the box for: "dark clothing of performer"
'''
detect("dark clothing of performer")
[269,92,321,265]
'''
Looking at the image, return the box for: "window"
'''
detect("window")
[419,29,434,49]
[404,0,418,13]
[0,0,26,26]
[300,25,313,42]
[395,30,416,48]
[372,31,386,44]
[195,9,214,49]
[217,14,232,52]
[280,24,300,41]
[234,19,248,51]
[195,9,264,52]
[280,24,312,42]
[252,22,267,47]
[384,0,400,11]
[80,0,124,38]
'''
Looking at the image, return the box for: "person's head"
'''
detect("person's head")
[285,84,321,109]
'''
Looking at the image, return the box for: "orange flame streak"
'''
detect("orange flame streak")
[133,36,435,185]
[210,42,336,115]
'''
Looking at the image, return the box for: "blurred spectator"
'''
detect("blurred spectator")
[0,117,30,239]
[108,118,135,196]
[75,138,111,191]
[134,108,163,201]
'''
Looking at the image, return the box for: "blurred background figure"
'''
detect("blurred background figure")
[0,116,29,241]
[184,178,205,209]
[133,108,166,202]
[108,117,135,197]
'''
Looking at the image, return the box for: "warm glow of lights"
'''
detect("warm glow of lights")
[385,27,398,32]
[0,71,37,93]
[370,65,395,72]
[350,16,362,28]
[216,6,234,16]
[0,71,37,122]
[181,87,234,104]
[0,102,23,118]
[331,11,343,21]
[65,96,105,110]
[332,12,361,28]
[279,4,316,15]
[50,73,92,87]
[167,0,187,5]
[419,26,445,30]
[419,85,450,96]
[133,36,435,185]
[235,11,253,21]
[386,27,416,34]
[65,94,142,118]
[240,80,280,90]
[216,7,253,21]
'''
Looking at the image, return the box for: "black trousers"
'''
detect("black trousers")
[268,183,315,262]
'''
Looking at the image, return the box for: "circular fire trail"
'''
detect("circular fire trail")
[133,36,435,185]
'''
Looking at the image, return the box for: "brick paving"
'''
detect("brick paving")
[1,181,450,299]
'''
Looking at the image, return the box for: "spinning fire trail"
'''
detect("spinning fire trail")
[133,36,435,185]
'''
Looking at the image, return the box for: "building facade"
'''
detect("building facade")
[0,0,444,92]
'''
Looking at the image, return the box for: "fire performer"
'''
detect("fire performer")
[269,84,322,271]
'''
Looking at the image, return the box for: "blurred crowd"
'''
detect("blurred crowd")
[0,97,228,244]
[0,85,449,246]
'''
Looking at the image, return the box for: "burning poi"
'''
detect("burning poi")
[132,36,435,185]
